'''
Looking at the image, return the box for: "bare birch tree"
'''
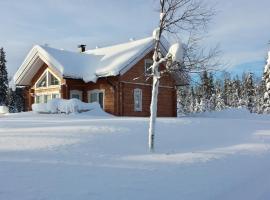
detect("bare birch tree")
[148,0,218,151]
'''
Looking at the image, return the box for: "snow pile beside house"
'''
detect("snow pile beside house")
[32,98,105,115]
[0,106,9,114]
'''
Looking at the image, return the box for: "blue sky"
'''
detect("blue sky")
[0,0,269,78]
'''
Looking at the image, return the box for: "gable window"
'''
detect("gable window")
[35,69,60,88]
[88,90,104,109]
[70,90,82,100]
[134,88,142,112]
[37,74,47,88]
[49,73,60,86]
[144,59,153,76]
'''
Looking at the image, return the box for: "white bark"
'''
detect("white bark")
[148,65,160,151]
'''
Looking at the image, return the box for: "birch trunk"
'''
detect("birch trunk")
[148,70,160,151]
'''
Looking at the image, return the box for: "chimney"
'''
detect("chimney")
[78,44,86,53]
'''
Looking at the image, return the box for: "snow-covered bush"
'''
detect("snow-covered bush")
[0,106,9,114]
[32,98,102,114]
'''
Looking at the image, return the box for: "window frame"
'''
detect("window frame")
[87,89,105,109]
[70,90,83,100]
[35,69,61,89]
[134,88,142,112]
[144,59,153,76]
[35,92,61,104]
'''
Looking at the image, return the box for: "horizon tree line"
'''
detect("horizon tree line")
[177,70,268,115]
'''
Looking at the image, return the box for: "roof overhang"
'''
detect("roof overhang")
[14,46,63,86]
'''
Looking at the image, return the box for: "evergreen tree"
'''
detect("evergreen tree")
[177,86,190,115]
[223,72,232,106]
[8,88,16,113]
[188,86,196,113]
[263,51,270,113]
[8,87,25,113]
[231,76,241,107]
[0,47,8,106]
[253,81,264,114]
[215,93,226,111]
[208,73,215,97]
[242,72,255,112]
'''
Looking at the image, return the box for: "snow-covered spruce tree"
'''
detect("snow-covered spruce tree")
[188,86,196,113]
[231,76,241,108]
[0,47,8,106]
[263,51,270,113]
[215,78,225,111]
[177,86,189,115]
[215,93,225,111]
[253,81,264,114]
[148,0,217,151]
[242,72,255,112]
[8,87,25,113]
[15,87,25,112]
[223,72,233,107]
[199,71,215,111]
[8,88,16,113]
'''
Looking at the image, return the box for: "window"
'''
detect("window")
[35,69,60,88]
[35,93,60,104]
[44,95,51,103]
[37,74,47,88]
[134,88,142,111]
[71,94,80,99]
[49,73,60,86]
[144,59,153,76]
[35,95,42,104]
[34,69,61,104]
[52,93,60,99]
[88,90,104,109]
[70,90,82,100]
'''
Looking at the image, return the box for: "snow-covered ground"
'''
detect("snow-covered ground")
[0,109,270,199]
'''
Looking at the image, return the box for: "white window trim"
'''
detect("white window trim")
[70,90,83,100]
[87,89,105,108]
[34,69,61,89]
[134,88,142,112]
[144,59,153,76]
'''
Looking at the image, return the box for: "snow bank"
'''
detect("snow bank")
[32,98,104,115]
[190,108,252,119]
[0,106,9,114]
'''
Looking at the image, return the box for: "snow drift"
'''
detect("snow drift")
[190,108,254,119]
[32,98,105,115]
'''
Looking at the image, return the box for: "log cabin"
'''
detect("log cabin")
[13,36,185,117]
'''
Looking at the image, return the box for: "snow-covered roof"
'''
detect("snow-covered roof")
[14,36,169,85]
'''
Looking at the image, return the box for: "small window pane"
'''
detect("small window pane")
[52,94,60,99]
[37,75,47,87]
[49,73,60,85]
[71,94,80,99]
[145,59,153,76]
[36,96,41,104]
[90,93,98,103]
[134,89,142,111]
[44,95,50,103]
